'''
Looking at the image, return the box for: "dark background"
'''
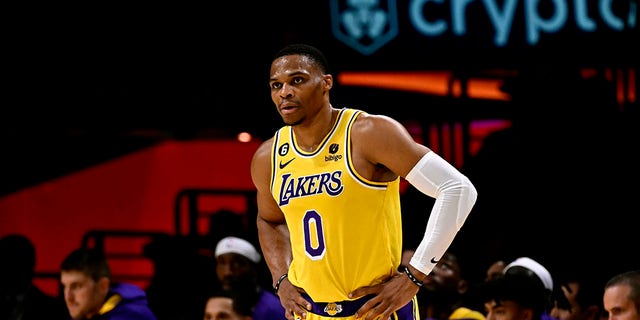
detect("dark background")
[3,1,639,284]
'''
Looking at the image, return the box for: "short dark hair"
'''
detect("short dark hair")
[605,270,640,312]
[60,248,111,282]
[208,287,256,317]
[481,272,551,320]
[273,43,329,74]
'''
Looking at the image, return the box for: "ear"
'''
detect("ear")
[583,305,600,320]
[522,308,534,320]
[323,74,333,90]
[457,279,469,295]
[97,277,110,296]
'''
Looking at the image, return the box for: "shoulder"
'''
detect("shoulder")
[349,111,429,177]
[108,307,157,320]
[450,307,486,320]
[108,288,157,319]
[110,282,147,299]
[251,138,276,188]
[350,112,415,150]
[352,112,406,135]
[252,138,274,164]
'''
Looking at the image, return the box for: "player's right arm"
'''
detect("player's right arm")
[250,139,311,320]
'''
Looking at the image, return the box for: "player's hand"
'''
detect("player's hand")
[277,279,312,320]
[349,271,420,320]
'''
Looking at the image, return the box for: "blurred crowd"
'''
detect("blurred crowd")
[1,231,638,320]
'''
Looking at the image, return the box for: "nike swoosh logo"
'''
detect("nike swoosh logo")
[279,158,295,169]
[430,257,439,264]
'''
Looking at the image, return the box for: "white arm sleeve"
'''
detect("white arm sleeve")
[405,151,478,275]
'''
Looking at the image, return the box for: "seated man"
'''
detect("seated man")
[60,247,157,320]
[481,257,554,320]
[602,270,640,320]
[214,236,285,320]
[204,288,253,320]
[402,249,485,320]
[550,269,604,320]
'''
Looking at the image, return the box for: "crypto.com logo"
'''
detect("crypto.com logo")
[330,0,398,55]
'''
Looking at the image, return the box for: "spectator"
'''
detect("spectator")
[418,250,485,320]
[481,257,554,320]
[60,247,157,320]
[214,236,285,320]
[549,269,604,320]
[485,260,506,283]
[504,257,555,320]
[0,234,66,320]
[602,270,640,320]
[204,288,253,320]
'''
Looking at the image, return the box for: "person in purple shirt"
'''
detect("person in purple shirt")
[215,236,286,320]
[60,247,157,320]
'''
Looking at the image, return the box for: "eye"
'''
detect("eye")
[271,82,282,90]
[292,77,304,84]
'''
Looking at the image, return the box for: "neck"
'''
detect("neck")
[293,106,338,152]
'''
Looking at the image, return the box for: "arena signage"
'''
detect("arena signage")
[330,0,636,56]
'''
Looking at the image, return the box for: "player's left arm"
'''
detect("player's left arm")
[354,114,477,275]
[350,114,478,320]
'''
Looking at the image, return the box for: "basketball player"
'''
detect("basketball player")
[250,44,478,320]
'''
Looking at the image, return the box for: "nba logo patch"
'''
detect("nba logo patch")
[324,302,343,316]
[330,0,399,55]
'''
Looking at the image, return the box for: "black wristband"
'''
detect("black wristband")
[274,273,288,294]
[403,266,423,287]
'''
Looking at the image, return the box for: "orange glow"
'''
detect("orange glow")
[467,78,510,100]
[237,132,252,142]
[451,79,462,98]
[337,71,511,101]
[599,67,636,110]
[338,71,451,95]
[627,68,636,103]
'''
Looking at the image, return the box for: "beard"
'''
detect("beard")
[283,114,304,126]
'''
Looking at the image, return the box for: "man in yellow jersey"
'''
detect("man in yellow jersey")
[250,43,478,320]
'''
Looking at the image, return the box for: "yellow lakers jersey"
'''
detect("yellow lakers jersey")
[270,108,402,303]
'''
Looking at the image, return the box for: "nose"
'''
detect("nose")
[64,289,74,303]
[217,262,234,280]
[279,83,294,98]
[220,265,233,277]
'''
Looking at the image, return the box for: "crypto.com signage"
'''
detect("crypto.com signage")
[329,0,636,68]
